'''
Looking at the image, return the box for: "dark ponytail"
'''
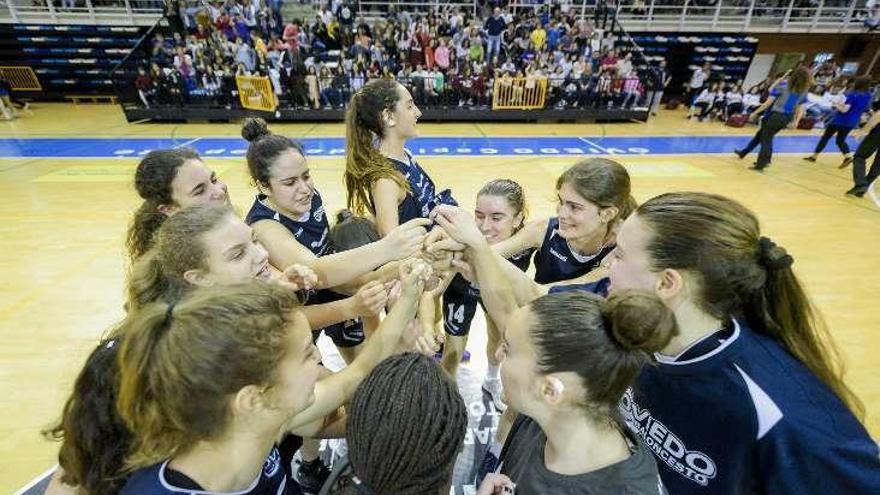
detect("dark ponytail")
[241,117,305,188]
[528,290,676,418]
[43,337,131,495]
[126,148,201,261]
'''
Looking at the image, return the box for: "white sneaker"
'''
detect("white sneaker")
[482,376,507,412]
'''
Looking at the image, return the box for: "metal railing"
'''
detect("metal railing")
[493,75,548,109]
[0,66,42,90]
[1,0,871,32]
[505,0,872,33]
[2,0,163,25]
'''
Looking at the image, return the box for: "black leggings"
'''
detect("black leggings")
[741,112,792,168]
[813,124,853,155]
[853,126,880,189]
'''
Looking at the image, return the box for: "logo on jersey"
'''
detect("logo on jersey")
[548,247,569,263]
[620,389,717,486]
[311,227,328,251]
[263,447,281,477]
[313,202,325,222]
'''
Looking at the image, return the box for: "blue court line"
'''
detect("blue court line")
[0,135,854,159]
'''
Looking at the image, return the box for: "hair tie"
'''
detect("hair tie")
[162,302,177,329]
[758,236,794,270]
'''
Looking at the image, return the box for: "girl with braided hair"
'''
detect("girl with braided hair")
[430,191,880,495]
[324,352,516,495]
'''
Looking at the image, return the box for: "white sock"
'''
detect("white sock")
[486,364,500,380]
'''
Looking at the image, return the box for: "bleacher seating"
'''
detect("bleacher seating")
[0,24,148,97]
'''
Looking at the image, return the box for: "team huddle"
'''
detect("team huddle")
[44,79,880,495]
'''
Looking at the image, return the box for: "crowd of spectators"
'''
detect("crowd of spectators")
[684,60,879,126]
[132,0,665,111]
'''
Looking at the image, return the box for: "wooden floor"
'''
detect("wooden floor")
[1,104,878,492]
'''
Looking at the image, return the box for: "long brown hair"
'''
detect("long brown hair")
[117,281,300,470]
[788,66,813,94]
[126,148,201,261]
[637,192,864,419]
[43,336,131,495]
[127,204,233,311]
[556,158,637,230]
[344,79,410,216]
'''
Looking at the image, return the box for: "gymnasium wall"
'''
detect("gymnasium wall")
[752,33,880,78]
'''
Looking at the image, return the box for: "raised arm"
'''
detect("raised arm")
[284,260,429,431]
[492,218,547,259]
[254,217,429,289]
[431,206,543,332]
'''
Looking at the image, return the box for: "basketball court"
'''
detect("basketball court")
[2,103,878,494]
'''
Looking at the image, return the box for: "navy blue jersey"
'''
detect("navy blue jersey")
[547,277,611,297]
[245,191,362,347]
[245,191,330,257]
[533,218,615,284]
[121,444,303,494]
[622,319,880,494]
[386,150,457,223]
[443,249,534,336]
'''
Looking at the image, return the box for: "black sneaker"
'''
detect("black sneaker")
[803,156,817,162]
[845,186,867,197]
[839,156,854,169]
[297,458,332,494]
[734,149,746,159]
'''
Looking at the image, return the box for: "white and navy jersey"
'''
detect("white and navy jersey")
[385,150,457,223]
[245,191,330,257]
[622,319,880,494]
[120,444,303,494]
[533,218,615,284]
[244,191,359,346]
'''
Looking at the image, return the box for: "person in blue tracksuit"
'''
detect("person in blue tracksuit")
[735,66,812,170]
[804,77,874,168]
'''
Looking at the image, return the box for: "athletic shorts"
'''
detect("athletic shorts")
[442,275,480,337]
[313,318,364,348]
[308,289,365,348]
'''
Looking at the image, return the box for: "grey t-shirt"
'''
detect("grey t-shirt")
[500,414,666,495]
